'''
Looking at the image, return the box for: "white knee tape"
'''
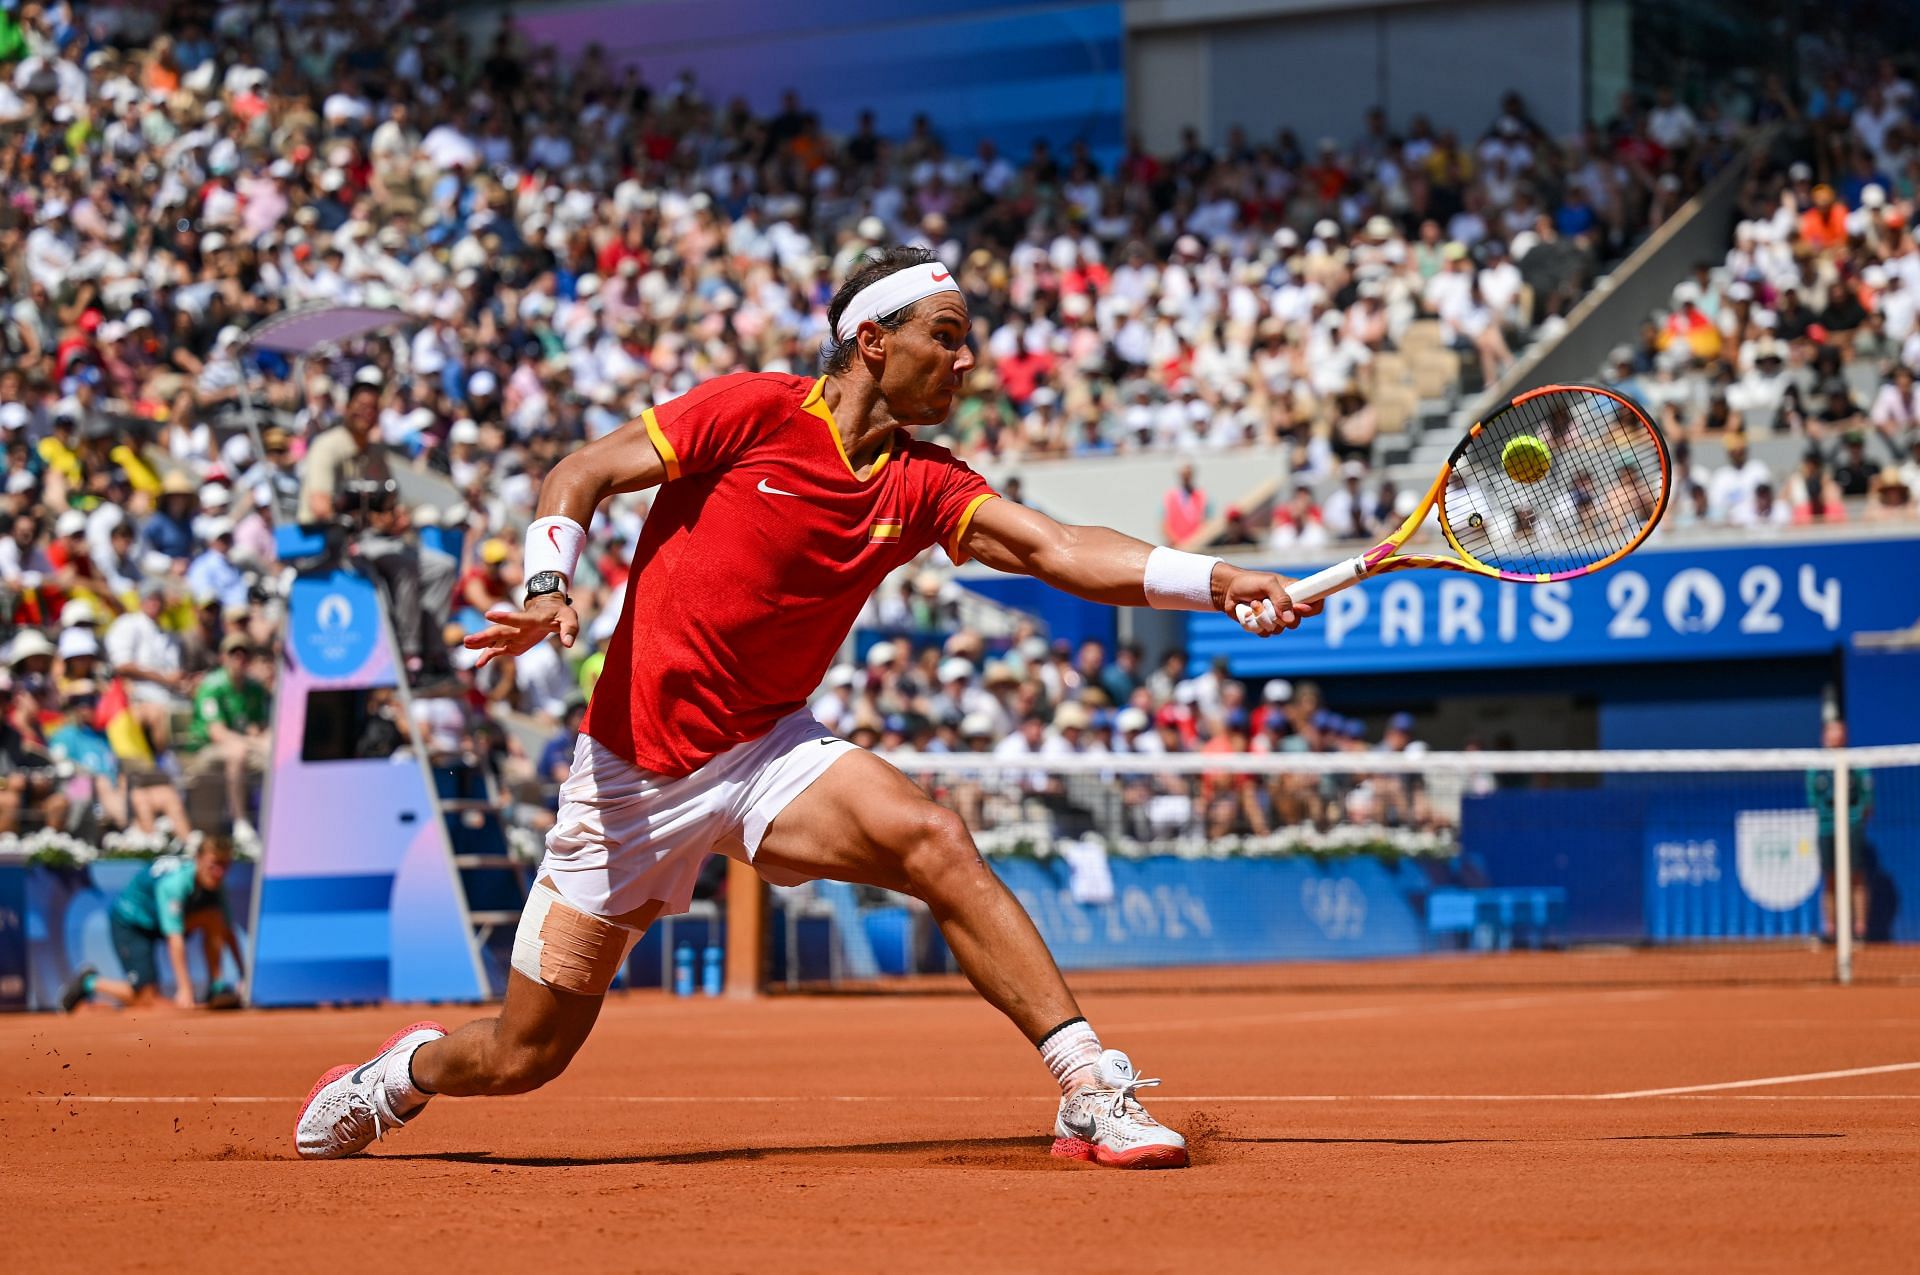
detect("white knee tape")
[510,880,636,995]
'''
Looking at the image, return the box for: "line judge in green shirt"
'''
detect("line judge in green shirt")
[1806,718,1874,942]
[182,633,271,839]
[61,839,244,1011]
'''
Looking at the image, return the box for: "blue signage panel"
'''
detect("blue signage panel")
[1192,534,1920,676]
[991,855,1427,969]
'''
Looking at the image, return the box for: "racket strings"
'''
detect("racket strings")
[1441,388,1666,577]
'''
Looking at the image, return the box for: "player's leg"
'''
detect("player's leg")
[751,747,1188,1168]
[295,882,652,1159]
[411,889,666,1096]
[758,748,1077,1037]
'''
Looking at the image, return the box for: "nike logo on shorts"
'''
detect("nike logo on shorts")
[757,478,800,497]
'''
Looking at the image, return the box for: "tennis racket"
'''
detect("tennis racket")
[1238,383,1671,627]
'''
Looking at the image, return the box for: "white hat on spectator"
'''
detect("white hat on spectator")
[415,344,447,375]
[1273,227,1299,250]
[59,599,100,629]
[1862,184,1888,210]
[1053,701,1092,731]
[857,216,886,241]
[1672,281,1702,306]
[0,403,28,432]
[200,482,232,509]
[57,628,100,661]
[1864,265,1889,288]
[449,418,481,445]
[353,366,385,389]
[1363,215,1395,240]
[938,657,975,684]
[7,471,37,494]
[202,516,236,542]
[960,711,997,738]
[98,320,127,344]
[54,510,87,538]
[127,308,153,333]
[825,665,858,689]
[1341,459,1367,480]
[1115,707,1150,734]
[1727,281,1753,302]
[1789,161,1813,182]
[201,231,228,254]
[1263,678,1294,704]
[1029,387,1058,409]
[577,273,603,299]
[1313,219,1341,242]
[865,640,898,667]
[222,434,253,470]
[7,630,55,664]
[468,369,499,398]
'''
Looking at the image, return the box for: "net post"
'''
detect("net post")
[1833,760,1854,986]
[725,857,765,999]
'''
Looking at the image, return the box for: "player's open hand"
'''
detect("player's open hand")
[465,593,580,667]
[1219,568,1322,637]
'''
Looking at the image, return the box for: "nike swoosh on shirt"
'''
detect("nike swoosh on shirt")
[757,479,800,497]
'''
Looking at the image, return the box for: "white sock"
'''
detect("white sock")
[1038,1017,1102,1095]
[383,1037,434,1114]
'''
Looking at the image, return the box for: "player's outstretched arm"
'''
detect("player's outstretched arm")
[958,497,1323,636]
[464,414,674,667]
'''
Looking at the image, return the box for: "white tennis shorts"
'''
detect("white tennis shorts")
[538,710,858,919]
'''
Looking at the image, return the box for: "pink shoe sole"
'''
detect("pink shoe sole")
[294,1021,448,1144]
[1050,1135,1190,1169]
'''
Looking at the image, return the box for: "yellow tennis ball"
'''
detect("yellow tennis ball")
[1502,434,1551,484]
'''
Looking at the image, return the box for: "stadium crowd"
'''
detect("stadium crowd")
[0,0,1906,850]
[1607,52,1920,528]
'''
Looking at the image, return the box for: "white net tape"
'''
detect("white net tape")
[878,744,1920,777]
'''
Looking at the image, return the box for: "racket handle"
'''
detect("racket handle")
[1283,554,1369,605]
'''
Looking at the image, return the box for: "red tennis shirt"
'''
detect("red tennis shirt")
[585,372,998,776]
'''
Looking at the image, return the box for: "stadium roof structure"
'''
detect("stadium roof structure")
[241,303,410,355]
[234,303,461,514]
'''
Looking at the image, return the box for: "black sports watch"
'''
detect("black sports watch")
[525,571,571,606]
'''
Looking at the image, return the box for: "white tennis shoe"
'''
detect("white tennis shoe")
[295,1021,446,1160]
[1051,1048,1189,1169]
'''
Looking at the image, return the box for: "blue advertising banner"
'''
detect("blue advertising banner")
[991,855,1427,969]
[1191,533,1920,677]
[0,862,25,1010]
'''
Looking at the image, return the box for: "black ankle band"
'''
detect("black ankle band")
[408,1048,436,1097]
[1036,1016,1088,1049]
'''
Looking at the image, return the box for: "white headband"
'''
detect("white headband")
[833,261,961,342]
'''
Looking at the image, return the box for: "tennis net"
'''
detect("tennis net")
[755,745,1920,990]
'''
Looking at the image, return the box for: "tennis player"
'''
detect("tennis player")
[296,247,1320,1170]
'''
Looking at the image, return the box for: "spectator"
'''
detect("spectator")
[1706,432,1771,523]
[1162,463,1208,547]
[181,634,270,837]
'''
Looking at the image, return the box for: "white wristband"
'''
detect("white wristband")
[524,515,586,581]
[1143,546,1222,611]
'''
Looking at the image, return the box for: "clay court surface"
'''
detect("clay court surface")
[6,958,1920,1273]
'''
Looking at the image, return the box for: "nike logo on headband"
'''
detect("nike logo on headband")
[931,271,950,282]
